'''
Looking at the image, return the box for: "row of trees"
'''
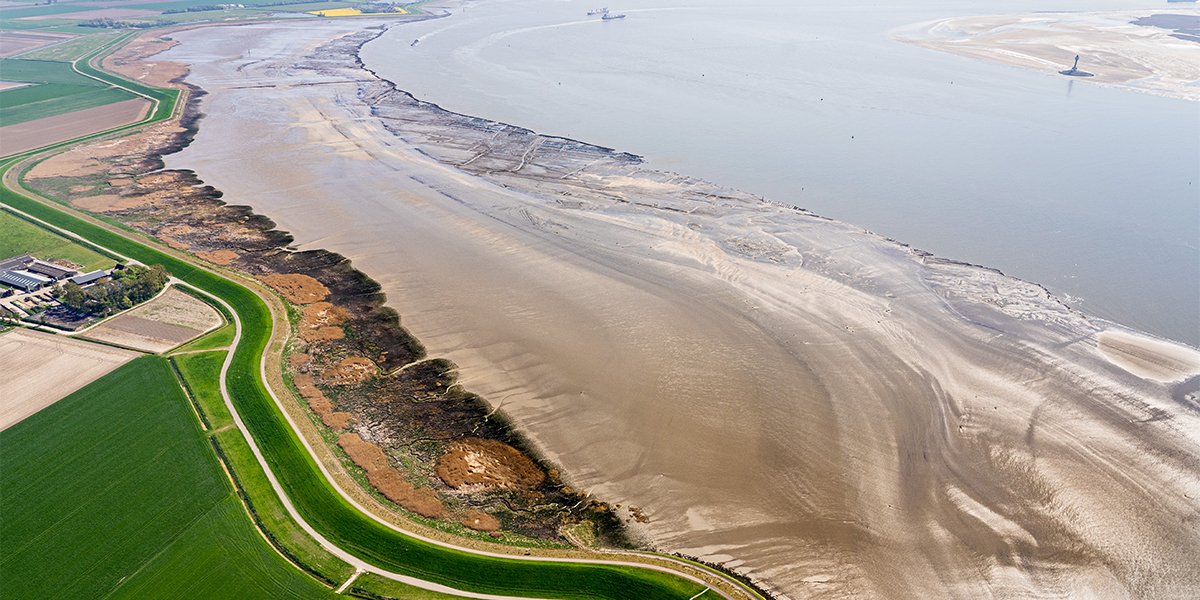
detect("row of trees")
[59,264,169,316]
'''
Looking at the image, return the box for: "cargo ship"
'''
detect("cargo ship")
[601,11,625,20]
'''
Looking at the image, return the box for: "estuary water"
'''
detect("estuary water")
[361,0,1200,345]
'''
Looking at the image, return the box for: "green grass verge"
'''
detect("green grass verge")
[352,572,474,600]
[213,427,358,583]
[174,350,233,430]
[0,206,117,270]
[173,320,236,352]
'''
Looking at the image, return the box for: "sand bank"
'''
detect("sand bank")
[894,10,1200,101]
[161,21,1200,599]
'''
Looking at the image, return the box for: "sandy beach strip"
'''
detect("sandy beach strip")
[894,10,1200,101]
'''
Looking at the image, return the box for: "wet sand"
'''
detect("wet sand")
[894,10,1200,101]
[161,21,1200,599]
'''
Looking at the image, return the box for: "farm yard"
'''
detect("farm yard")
[0,327,137,430]
[0,356,342,599]
[81,285,223,352]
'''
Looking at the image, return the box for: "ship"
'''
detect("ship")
[587,7,607,15]
[601,11,625,20]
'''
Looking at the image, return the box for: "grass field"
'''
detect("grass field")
[0,207,116,270]
[171,321,236,352]
[174,350,233,430]
[19,32,124,63]
[0,356,342,599]
[0,58,137,127]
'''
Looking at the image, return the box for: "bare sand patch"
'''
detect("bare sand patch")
[295,372,351,430]
[436,438,545,491]
[299,301,349,341]
[458,509,500,532]
[0,98,152,156]
[368,467,446,518]
[103,30,189,89]
[338,432,391,471]
[26,120,187,179]
[195,249,238,265]
[338,431,445,518]
[895,10,1200,101]
[257,273,329,304]
[125,287,222,331]
[320,356,374,384]
[0,328,138,430]
[72,193,155,212]
[82,287,220,352]
[1098,330,1200,382]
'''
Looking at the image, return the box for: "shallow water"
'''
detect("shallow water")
[362,0,1200,345]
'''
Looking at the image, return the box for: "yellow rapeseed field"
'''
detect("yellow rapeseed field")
[308,7,407,16]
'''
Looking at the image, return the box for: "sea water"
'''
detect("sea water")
[361,0,1200,345]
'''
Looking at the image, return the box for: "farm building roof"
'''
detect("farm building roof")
[0,254,33,272]
[27,260,77,280]
[69,270,106,286]
[0,269,52,292]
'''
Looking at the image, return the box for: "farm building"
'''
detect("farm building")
[27,260,76,280]
[0,269,52,292]
[69,270,106,286]
[0,254,34,272]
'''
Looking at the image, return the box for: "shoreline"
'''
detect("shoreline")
[153,18,1200,599]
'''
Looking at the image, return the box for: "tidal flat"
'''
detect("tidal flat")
[160,19,1200,600]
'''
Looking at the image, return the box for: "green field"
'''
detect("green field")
[0,58,137,127]
[171,320,235,352]
[0,207,116,270]
[174,350,233,430]
[0,356,339,599]
[19,32,124,63]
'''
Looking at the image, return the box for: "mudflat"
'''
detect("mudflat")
[161,21,1200,599]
